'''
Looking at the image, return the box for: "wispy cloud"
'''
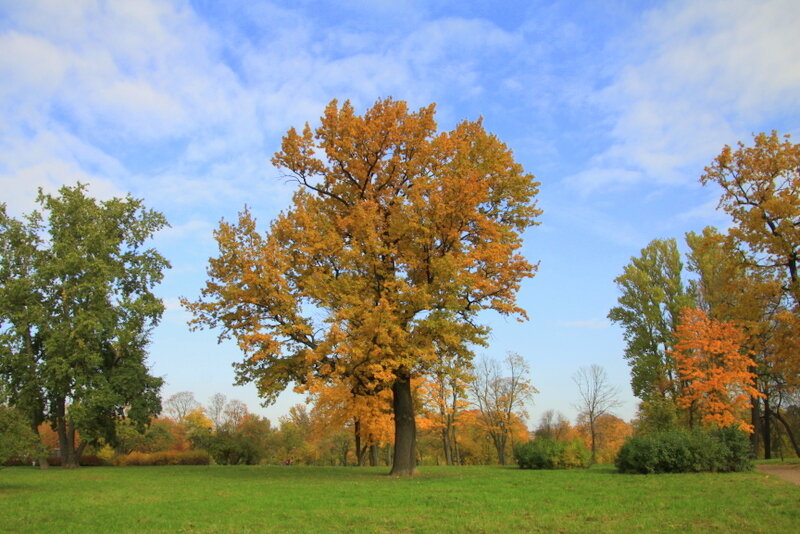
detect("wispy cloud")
[1,1,535,219]
[566,0,800,195]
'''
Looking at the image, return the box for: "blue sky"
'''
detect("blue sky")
[2,0,799,425]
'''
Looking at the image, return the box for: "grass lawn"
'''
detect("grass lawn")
[1,464,798,533]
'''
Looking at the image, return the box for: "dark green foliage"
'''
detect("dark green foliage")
[607,238,695,401]
[115,419,177,454]
[715,426,754,472]
[514,438,590,469]
[0,185,170,467]
[193,430,263,465]
[615,428,753,473]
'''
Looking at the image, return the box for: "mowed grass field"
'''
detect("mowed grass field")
[1,465,798,533]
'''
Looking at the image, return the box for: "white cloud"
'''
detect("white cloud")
[570,0,800,193]
[1,1,531,223]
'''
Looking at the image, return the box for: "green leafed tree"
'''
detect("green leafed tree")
[608,238,695,404]
[0,184,169,468]
[0,405,44,466]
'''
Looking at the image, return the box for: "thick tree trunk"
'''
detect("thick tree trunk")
[354,419,366,466]
[369,443,379,466]
[56,399,80,468]
[389,371,416,476]
[492,433,507,465]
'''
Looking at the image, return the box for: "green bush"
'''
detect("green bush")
[193,431,263,465]
[615,428,752,474]
[560,439,592,468]
[514,438,590,469]
[0,406,44,465]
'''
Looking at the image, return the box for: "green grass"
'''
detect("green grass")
[1,465,798,533]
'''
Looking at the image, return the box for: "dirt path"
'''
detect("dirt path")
[756,464,800,486]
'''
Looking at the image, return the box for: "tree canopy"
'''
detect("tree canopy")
[184,98,541,475]
[0,184,169,467]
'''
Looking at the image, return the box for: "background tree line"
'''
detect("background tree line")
[609,131,800,459]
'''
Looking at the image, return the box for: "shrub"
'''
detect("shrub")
[715,426,753,472]
[0,406,45,464]
[196,431,263,465]
[115,450,210,466]
[514,438,590,469]
[560,439,592,468]
[615,428,752,474]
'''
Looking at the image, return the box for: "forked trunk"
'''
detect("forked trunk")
[492,433,507,465]
[389,371,416,476]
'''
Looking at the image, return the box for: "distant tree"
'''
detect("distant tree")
[471,353,537,465]
[573,364,621,464]
[533,410,572,441]
[309,380,393,466]
[115,418,177,454]
[184,408,213,436]
[206,393,227,431]
[223,399,248,430]
[0,185,169,468]
[183,98,541,475]
[670,308,763,432]
[417,348,472,465]
[608,238,695,403]
[276,404,314,464]
[579,413,632,464]
[163,392,200,423]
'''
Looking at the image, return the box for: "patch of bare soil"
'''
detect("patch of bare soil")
[756,464,800,486]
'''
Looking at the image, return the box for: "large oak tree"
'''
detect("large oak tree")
[184,98,540,475]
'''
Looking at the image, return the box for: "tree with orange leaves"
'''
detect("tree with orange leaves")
[576,414,632,465]
[701,132,800,308]
[700,132,800,393]
[309,379,393,466]
[670,308,763,432]
[416,346,472,465]
[183,98,540,475]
